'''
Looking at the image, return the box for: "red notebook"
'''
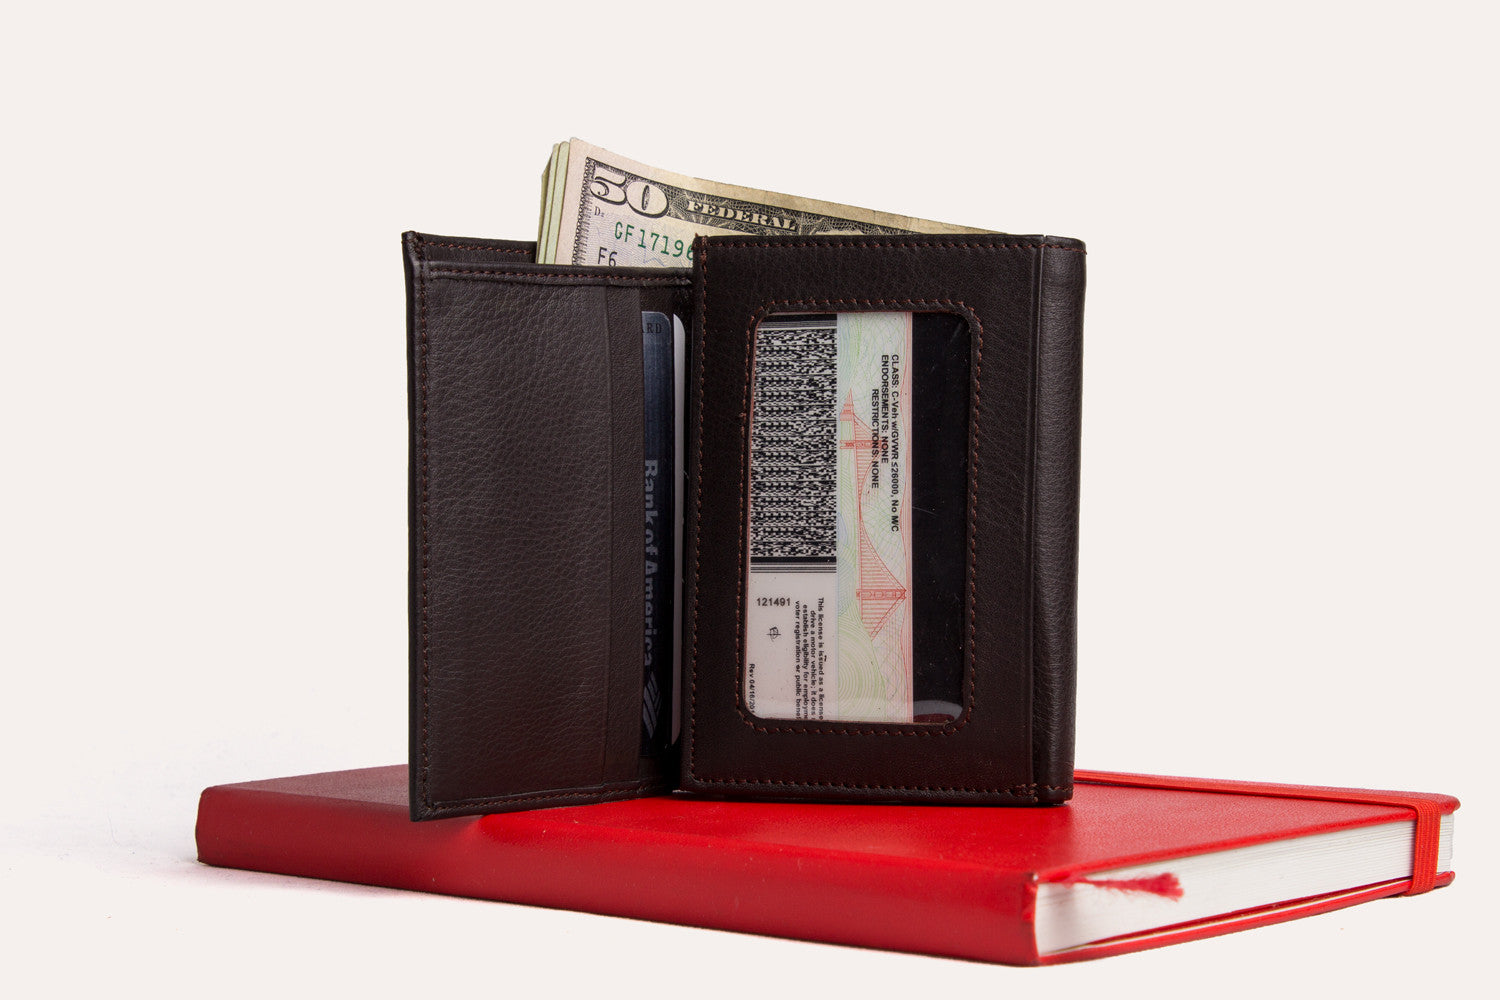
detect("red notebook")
[195,766,1456,965]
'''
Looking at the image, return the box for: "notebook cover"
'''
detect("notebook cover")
[195,766,1456,965]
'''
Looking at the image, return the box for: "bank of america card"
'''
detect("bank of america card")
[744,312,968,724]
[641,311,684,753]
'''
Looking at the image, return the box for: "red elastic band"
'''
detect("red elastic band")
[1073,770,1446,896]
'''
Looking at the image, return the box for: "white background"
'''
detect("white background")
[2,2,1495,995]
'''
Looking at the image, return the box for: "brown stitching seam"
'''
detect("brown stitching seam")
[427,779,665,811]
[687,242,711,783]
[1025,247,1044,784]
[416,240,432,810]
[412,237,531,255]
[427,267,689,285]
[968,296,984,737]
[706,239,1084,253]
[725,298,982,737]
[689,777,1070,795]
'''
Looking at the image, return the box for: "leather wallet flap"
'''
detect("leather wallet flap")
[680,234,1085,804]
[405,233,689,819]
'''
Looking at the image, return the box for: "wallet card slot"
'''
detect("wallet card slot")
[607,283,691,769]
[405,232,691,818]
[416,275,616,809]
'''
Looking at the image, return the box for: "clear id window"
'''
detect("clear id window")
[743,312,970,724]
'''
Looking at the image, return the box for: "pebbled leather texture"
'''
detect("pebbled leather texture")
[681,234,1085,804]
[404,230,1084,818]
[404,232,690,819]
[1030,247,1086,794]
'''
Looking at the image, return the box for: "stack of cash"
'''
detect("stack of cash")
[536,138,984,267]
[539,140,989,726]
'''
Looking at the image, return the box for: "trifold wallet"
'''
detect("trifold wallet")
[404,230,1086,820]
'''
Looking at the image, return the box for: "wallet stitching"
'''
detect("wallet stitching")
[728,298,981,738]
[968,304,983,729]
[687,241,1047,797]
[415,238,433,809]
[412,237,531,255]
[427,268,690,287]
[707,239,1083,254]
[688,244,710,777]
[681,777,1070,797]
[1025,248,1044,784]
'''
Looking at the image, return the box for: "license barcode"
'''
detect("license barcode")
[749,320,838,561]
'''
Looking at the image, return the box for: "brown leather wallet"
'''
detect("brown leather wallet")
[404,230,1085,820]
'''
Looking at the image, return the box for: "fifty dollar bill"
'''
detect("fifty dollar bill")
[537,138,985,267]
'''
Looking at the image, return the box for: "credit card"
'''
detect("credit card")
[641,310,675,752]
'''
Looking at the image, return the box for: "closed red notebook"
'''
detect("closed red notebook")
[195,766,1456,965]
